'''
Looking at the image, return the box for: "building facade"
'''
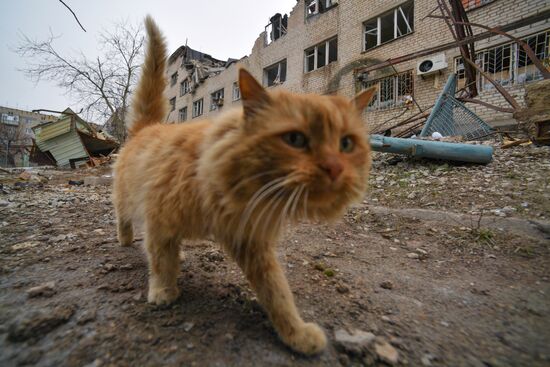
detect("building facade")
[165,0,550,132]
[0,106,57,167]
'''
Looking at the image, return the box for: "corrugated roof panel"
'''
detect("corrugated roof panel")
[34,116,72,143]
[36,130,88,167]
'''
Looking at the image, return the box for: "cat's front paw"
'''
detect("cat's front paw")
[147,286,180,305]
[285,322,327,355]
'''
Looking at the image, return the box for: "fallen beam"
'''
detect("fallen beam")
[370,134,493,164]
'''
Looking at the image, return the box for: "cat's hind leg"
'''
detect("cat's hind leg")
[113,186,134,247]
[116,217,134,247]
[144,228,181,305]
[233,246,326,355]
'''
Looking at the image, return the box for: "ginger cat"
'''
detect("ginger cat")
[113,16,376,355]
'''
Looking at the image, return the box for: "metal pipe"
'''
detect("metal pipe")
[370,134,494,164]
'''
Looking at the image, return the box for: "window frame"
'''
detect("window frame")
[263,59,287,87]
[178,106,187,122]
[361,70,414,111]
[180,79,190,96]
[170,72,178,87]
[169,97,176,112]
[232,82,241,101]
[304,37,338,73]
[306,0,337,17]
[454,30,550,91]
[192,98,204,118]
[210,88,225,111]
[363,0,414,52]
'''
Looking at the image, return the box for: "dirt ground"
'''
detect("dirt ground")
[1,144,549,367]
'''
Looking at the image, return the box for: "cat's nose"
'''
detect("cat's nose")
[320,157,343,182]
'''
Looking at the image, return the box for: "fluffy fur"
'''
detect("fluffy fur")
[113,16,376,355]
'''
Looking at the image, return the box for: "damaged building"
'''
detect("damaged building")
[166,0,549,132]
[0,106,57,167]
[31,109,118,168]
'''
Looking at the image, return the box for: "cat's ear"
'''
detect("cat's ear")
[239,68,271,118]
[353,86,377,111]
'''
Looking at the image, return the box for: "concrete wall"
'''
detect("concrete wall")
[165,0,550,132]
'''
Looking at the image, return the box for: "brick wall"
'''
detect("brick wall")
[165,0,550,132]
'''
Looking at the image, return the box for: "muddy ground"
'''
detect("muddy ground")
[1,144,549,367]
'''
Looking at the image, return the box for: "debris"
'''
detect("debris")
[406,253,420,259]
[502,138,531,149]
[380,281,394,290]
[68,180,84,186]
[31,108,118,168]
[7,305,75,342]
[431,132,443,140]
[27,281,56,298]
[84,175,112,186]
[375,341,399,365]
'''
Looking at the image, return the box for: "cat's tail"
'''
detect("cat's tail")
[128,15,168,137]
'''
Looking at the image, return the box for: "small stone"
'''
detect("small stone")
[375,341,399,365]
[77,310,97,325]
[334,329,376,355]
[406,253,420,259]
[11,241,39,251]
[103,263,116,272]
[183,322,194,332]
[186,343,194,350]
[27,281,56,298]
[380,281,394,290]
[336,284,350,294]
[421,353,436,366]
[7,305,75,342]
[132,292,142,301]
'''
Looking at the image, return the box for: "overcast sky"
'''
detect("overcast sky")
[0,0,297,115]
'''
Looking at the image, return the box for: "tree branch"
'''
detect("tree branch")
[58,0,87,32]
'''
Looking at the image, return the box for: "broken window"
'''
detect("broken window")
[179,107,187,122]
[170,72,178,86]
[169,97,176,112]
[263,60,287,87]
[362,71,413,111]
[455,30,550,91]
[232,82,241,101]
[305,37,338,72]
[363,0,414,51]
[210,89,225,111]
[192,99,203,118]
[306,0,337,17]
[180,80,190,96]
[265,13,288,46]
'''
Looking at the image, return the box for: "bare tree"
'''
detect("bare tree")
[15,20,144,142]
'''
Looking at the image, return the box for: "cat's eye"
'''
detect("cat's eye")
[282,131,308,149]
[340,136,355,153]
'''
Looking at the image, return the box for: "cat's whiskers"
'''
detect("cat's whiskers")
[289,185,305,222]
[234,177,287,247]
[249,187,286,246]
[302,189,309,222]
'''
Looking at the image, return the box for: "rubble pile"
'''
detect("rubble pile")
[367,143,550,220]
